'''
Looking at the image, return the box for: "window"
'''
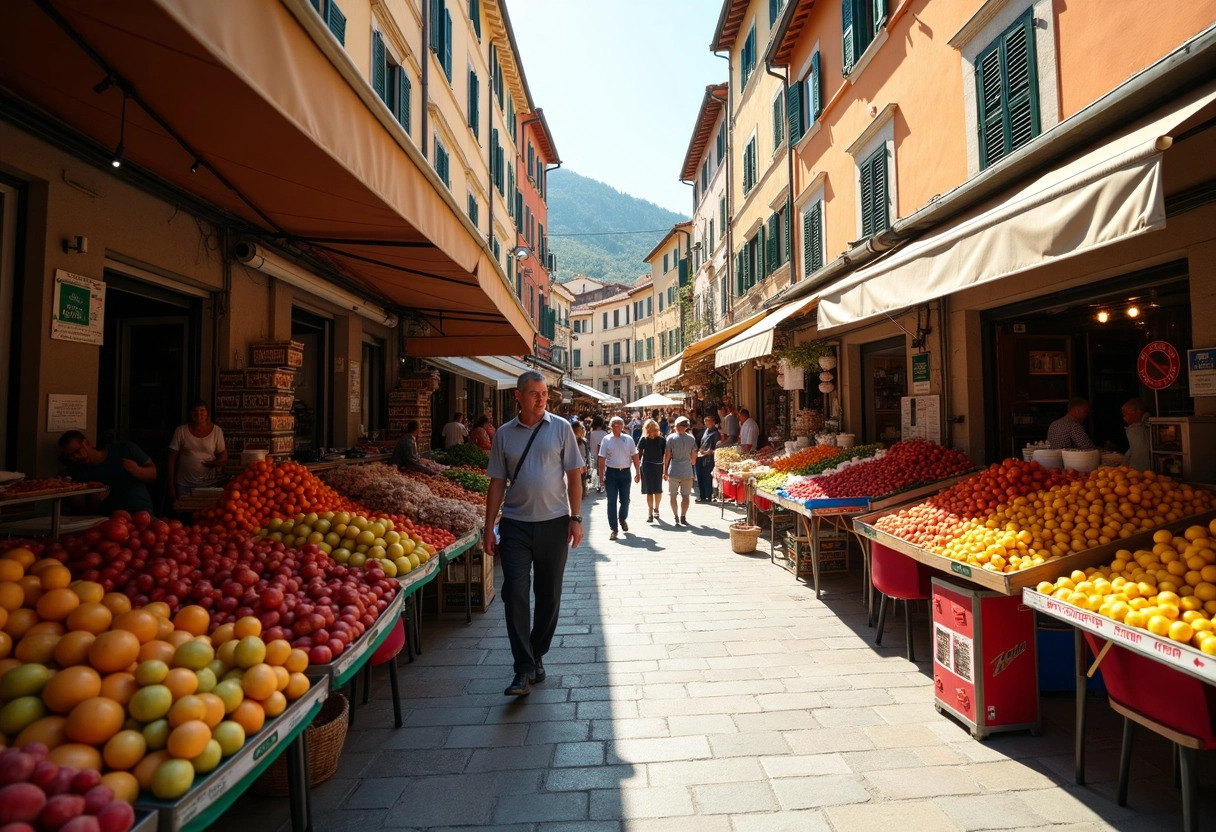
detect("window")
[490,45,503,105]
[602,312,608,330]
[433,135,450,188]
[769,0,786,26]
[843,0,886,75]
[467,68,480,138]
[772,92,785,150]
[573,349,581,367]
[716,124,726,163]
[507,96,516,143]
[624,341,630,363]
[701,159,709,191]
[789,51,821,145]
[668,286,676,305]
[507,165,515,217]
[527,145,535,180]
[613,343,621,364]
[766,210,785,274]
[976,10,1040,168]
[859,145,889,238]
[311,0,346,45]
[647,297,653,316]
[602,344,609,365]
[720,275,728,315]
[646,337,654,360]
[428,0,453,82]
[469,0,481,39]
[635,340,642,361]
[613,309,619,328]
[371,33,411,135]
[739,24,757,88]
[466,192,478,226]
[658,292,664,312]
[802,200,824,276]
[661,336,667,358]
[528,286,534,320]
[719,197,727,239]
[491,129,503,193]
[709,219,715,250]
[742,135,758,194]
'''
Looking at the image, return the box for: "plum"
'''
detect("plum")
[81,786,113,815]
[0,823,37,832]
[28,762,58,791]
[0,752,35,786]
[94,802,134,832]
[58,818,100,832]
[0,782,46,824]
[69,771,101,795]
[37,794,85,831]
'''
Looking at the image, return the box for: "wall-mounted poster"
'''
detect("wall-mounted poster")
[51,270,105,345]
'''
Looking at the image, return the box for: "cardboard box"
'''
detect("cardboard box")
[244,367,297,390]
[241,391,295,411]
[218,370,246,389]
[240,412,296,432]
[250,340,304,368]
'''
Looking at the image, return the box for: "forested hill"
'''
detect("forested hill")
[547,168,689,286]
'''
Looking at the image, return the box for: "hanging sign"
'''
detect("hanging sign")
[1188,349,1216,397]
[46,394,88,432]
[348,359,361,413]
[1137,341,1180,390]
[912,352,931,395]
[50,270,105,345]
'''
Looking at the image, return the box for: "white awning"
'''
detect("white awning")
[653,356,683,384]
[816,81,1216,332]
[715,297,820,367]
[562,378,622,405]
[426,357,517,390]
[682,310,769,363]
[479,355,534,380]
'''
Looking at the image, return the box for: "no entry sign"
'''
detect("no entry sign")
[1137,340,1181,390]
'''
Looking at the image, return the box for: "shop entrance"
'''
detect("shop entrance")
[98,274,202,512]
[983,264,1191,462]
[291,308,332,454]
[861,336,907,444]
[0,181,18,470]
[360,338,385,439]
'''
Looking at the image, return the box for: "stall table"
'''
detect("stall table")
[0,485,106,538]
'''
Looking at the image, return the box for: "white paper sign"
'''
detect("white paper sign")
[901,395,941,444]
[50,270,105,345]
[47,394,88,432]
[1189,348,1216,397]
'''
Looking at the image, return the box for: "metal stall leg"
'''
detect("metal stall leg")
[285,730,312,832]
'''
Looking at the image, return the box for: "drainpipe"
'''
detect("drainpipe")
[420,1,430,159]
[714,48,734,323]
[764,60,797,286]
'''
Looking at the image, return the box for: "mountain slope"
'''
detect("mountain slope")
[546,169,689,285]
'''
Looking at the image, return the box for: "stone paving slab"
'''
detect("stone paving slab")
[212,491,1210,832]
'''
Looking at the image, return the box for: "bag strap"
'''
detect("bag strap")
[510,417,546,485]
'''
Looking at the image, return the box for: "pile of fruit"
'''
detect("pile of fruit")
[440,469,490,495]
[784,441,973,501]
[1035,522,1216,652]
[259,512,435,579]
[0,743,138,832]
[402,472,488,507]
[755,471,789,492]
[0,548,315,804]
[874,463,1213,573]
[196,460,348,534]
[322,464,484,528]
[771,445,841,474]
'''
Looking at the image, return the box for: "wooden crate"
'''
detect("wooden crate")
[244,367,297,390]
[241,390,295,411]
[438,547,494,614]
[218,370,246,389]
[250,340,304,368]
[438,582,495,615]
[212,413,243,431]
[228,432,295,455]
[240,412,295,432]
[215,392,243,411]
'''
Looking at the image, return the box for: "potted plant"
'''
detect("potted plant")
[774,340,834,371]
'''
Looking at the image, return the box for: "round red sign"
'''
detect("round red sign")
[1137,340,1180,390]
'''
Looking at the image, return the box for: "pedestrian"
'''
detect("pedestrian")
[572,421,590,493]
[695,413,721,502]
[690,412,706,445]
[663,416,698,525]
[597,416,640,541]
[739,407,759,454]
[630,412,643,444]
[469,414,494,451]
[442,412,467,448]
[1121,397,1152,471]
[483,371,585,697]
[718,403,739,445]
[588,416,607,493]
[659,409,670,436]
[636,419,667,523]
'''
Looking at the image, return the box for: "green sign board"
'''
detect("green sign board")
[51,270,105,345]
[912,352,930,393]
[57,283,90,325]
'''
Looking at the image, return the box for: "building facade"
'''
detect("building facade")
[682,84,731,345]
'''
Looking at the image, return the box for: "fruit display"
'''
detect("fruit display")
[874,463,1213,573]
[196,460,347,534]
[0,550,315,805]
[780,440,974,502]
[755,471,789,492]
[0,479,93,500]
[433,444,489,469]
[403,472,487,508]
[258,512,435,579]
[442,468,490,495]
[770,445,843,474]
[1034,521,1216,653]
[0,743,138,832]
[713,447,743,468]
[321,464,484,530]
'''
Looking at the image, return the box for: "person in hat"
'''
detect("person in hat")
[663,416,698,524]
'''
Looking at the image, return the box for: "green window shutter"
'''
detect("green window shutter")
[719,197,727,235]
[470,0,481,39]
[515,191,523,230]
[873,0,888,34]
[976,43,1004,168]
[811,51,822,119]
[325,1,346,45]
[842,0,856,74]
[429,0,441,51]
[767,213,778,272]
[443,8,453,80]
[860,147,888,237]
[371,32,387,102]
[734,252,743,296]
[1004,13,1039,154]
[772,95,784,149]
[467,70,479,137]
[804,202,824,275]
[769,0,779,25]
[782,202,791,264]
[678,257,688,286]
[787,80,803,145]
[397,68,411,133]
[507,165,514,214]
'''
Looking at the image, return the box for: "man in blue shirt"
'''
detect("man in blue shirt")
[58,431,156,515]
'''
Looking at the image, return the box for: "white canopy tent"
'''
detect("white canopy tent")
[625,393,682,409]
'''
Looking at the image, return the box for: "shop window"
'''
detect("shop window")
[861,336,906,444]
[976,10,1040,168]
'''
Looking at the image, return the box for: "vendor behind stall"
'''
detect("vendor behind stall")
[391,421,429,473]
[1122,397,1152,471]
[1046,397,1096,450]
[57,430,156,515]
[167,400,228,501]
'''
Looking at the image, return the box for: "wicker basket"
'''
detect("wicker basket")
[254,693,348,796]
[729,523,761,554]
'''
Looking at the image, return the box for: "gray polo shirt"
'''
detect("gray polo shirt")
[488,411,585,523]
[664,431,697,478]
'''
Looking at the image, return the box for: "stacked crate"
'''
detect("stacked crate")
[216,341,302,459]
[387,371,438,453]
[438,546,496,615]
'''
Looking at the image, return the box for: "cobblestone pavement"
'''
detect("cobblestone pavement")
[221,492,1207,831]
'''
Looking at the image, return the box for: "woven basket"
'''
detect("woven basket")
[729,523,761,554]
[254,693,349,796]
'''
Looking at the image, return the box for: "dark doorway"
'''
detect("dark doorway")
[98,274,201,512]
[861,336,907,444]
[361,338,385,439]
[291,308,332,452]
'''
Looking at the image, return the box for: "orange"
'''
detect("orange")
[112,609,160,644]
[0,559,24,582]
[53,630,96,667]
[261,690,287,718]
[271,665,290,692]
[70,580,105,603]
[210,623,235,646]
[197,693,225,729]
[143,601,172,620]
[263,639,291,667]
[0,582,22,612]
[89,630,141,673]
[133,749,171,791]
[168,694,208,728]
[15,715,68,749]
[42,665,102,714]
[101,771,140,803]
[173,606,210,637]
[233,616,262,639]
[0,630,11,660]
[99,672,138,706]
[66,601,113,635]
[240,664,277,701]
[18,575,43,606]
[101,592,132,615]
[229,699,264,735]
[2,547,36,568]
[15,632,61,665]
[284,648,309,674]
[139,639,176,664]
[167,720,211,759]
[26,621,65,637]
[4,607,38,639]
[38,563,72,590]
[284,672,310,700]
[65,696,125,745]
[165,630,193,648]
[215,640,238,668]
[48,742,102,772]
[164,667,199,700]
[35,587,79,621]
[102,729,147,768]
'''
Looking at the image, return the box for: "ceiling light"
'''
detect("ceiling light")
[1127,306,1140,318]
[110,142,123,168]
[189,159,201,174]
[1096,310,1109,323]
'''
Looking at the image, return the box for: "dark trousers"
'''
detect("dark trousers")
[696,456,715,500]
[604,467,632,531]
[497,515,570,677]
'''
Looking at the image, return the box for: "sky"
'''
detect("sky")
[507,0,729,217]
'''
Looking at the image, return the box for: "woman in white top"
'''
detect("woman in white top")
[167,400,228,501]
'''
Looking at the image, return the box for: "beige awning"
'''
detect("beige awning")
[715,296,820,367]
[0,0,533,355]
[816,81,1216,332]
[682,311,770,363]
[563,378,621,405]
[427,357,518,390]
[653,356,683,385]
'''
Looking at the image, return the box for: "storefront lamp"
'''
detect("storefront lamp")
[1127,306,1140,318]
[1096,310,1109,323]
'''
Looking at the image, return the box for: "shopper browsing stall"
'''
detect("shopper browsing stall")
[58,430,156,515]
[695,413,720,502]
[636,419,667,523]
[718,403,739,445]
[470,414,494,451]
[442,413,468,448]
[598,416,640,540]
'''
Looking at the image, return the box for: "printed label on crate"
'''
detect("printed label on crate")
[244,367,296,390]
[250,340,304,367]
[935,623,952,667]
[241,413,295,432]
[241,391,295,411]
[217,370,245,389]
[214,393,242,410]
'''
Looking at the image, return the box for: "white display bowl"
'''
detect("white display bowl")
[1032,449,1064,470]
[1061,449,1101,473]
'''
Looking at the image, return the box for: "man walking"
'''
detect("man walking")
[598,416,640,540]
[663,416,698,525]
[739,408,759,453]
[695,413,720,502]
[483,371,585,697]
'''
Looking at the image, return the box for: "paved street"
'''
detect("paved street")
[225,493,1205,831]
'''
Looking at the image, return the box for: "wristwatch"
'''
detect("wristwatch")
[570,515,583,523]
